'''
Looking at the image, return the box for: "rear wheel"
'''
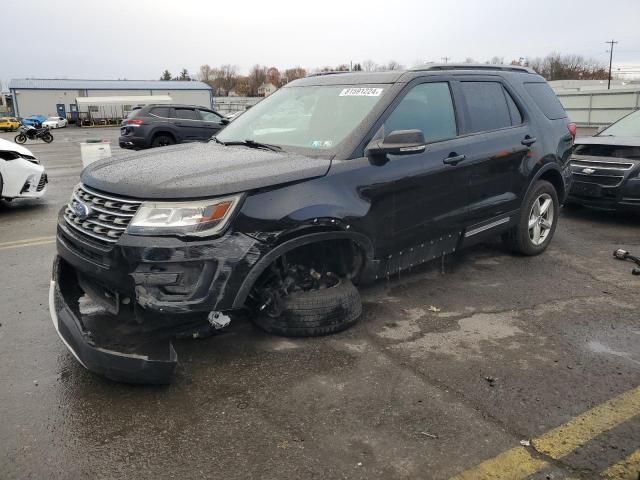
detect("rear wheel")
[152,134,175,148]
[15,134,27,144]
[503,180,559,255]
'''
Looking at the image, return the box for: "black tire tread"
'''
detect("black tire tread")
[254,278,362,337]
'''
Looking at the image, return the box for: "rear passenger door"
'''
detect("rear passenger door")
[197,109,226,139]
[172,107,201,141]
[456,78,533,229]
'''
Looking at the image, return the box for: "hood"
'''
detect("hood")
[0,137,35,157]
[81,142,331,199]
[574,135,640,147]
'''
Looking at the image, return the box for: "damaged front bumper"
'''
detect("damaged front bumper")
[50,257,178,384]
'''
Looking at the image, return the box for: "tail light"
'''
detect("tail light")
[567,122,577,141]
[126,119,144,126]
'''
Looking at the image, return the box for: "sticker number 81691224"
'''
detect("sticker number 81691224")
[339,87,384,97]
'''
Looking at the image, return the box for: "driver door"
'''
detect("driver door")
[374,80,473,264]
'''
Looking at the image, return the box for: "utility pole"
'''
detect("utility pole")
[441,56,450,64]
[605,39,618,90]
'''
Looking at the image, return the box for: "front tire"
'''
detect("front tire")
[253,277,362,337]
[503,180,559,256]
[15,134,27,144]
[42,132,53,143]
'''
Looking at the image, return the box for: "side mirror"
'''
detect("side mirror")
[366,129,426,157]
[221,118,230,125]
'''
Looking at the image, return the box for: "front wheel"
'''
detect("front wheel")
[253,277,362,337]
[42,132,53,143]
[502,180,559,256]
[15,134,27,144]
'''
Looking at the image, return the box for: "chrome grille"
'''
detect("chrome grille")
[570,157,634,171]
[63,184,141,245]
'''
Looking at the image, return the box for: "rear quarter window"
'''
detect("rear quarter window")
[523,82,566,120]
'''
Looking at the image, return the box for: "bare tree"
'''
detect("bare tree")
[463,57,476,64]
[526,53,608,80]
[233,76,251,96]
[362,59,378,72]
[160,69,172,81]
[266,67,281,86]
[489,56,504,65]
[248,65,267,96]
[283,67,307,84]
[382,60,404,71]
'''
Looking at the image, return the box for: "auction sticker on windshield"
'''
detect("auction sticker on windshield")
[339,87,384,97]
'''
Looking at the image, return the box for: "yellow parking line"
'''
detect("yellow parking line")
[450,445,547,480]
[600,448,640,479]
[533,385,640,458]
[0,236,56,250]
[451,385,640,480]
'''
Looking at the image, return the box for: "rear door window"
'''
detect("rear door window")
[150,107,170,118]
[174,108,199,120]
[523,82,566,120]
[384,82,457,143]
[460,81,515,133]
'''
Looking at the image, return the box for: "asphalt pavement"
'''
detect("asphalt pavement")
[1,127,639,479]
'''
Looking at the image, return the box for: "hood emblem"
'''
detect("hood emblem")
[73,201,92,220]
[582,168,596,175]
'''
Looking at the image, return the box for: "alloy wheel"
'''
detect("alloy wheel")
[528,193,554,246]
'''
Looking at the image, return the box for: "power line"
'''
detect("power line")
[605,39,618,89]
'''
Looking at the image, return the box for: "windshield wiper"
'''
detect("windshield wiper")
[222,139,283,152]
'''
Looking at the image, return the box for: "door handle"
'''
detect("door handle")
[521,136,537,146]
[443,153,466,166]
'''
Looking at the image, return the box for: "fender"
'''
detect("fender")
[524,161,568,204]
[231,230,376,309]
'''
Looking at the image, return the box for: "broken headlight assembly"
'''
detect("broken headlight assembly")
[127,194,243,237]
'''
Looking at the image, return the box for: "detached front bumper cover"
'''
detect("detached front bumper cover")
[49,257,178,384]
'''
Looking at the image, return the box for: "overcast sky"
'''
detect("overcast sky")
[3,0,640,87]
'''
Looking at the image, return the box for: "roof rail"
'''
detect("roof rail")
[306,71,355,77]
[411,63,536,74]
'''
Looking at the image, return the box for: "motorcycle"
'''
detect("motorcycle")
[14,124,53,144]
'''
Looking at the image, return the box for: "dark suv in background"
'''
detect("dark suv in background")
[52,65,574,383]
[119,104,229,149]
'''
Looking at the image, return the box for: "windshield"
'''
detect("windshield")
[599,110,640,137]
[47,117,58,121]
[217,85,386,150]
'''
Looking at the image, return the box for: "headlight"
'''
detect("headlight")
[127,194,243,237]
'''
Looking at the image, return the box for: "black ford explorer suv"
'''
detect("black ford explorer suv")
[119,104,229,149]
[568,109,640,210]
[51,65,574,383]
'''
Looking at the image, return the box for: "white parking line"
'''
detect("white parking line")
[0,236,56,250]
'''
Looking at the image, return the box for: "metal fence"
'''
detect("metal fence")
[212,97,262,114]
[555,88,640,128]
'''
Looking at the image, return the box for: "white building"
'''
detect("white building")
[257,82,278,97]
[9,79,214,120]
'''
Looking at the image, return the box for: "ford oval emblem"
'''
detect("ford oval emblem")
[73,201,91,220]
